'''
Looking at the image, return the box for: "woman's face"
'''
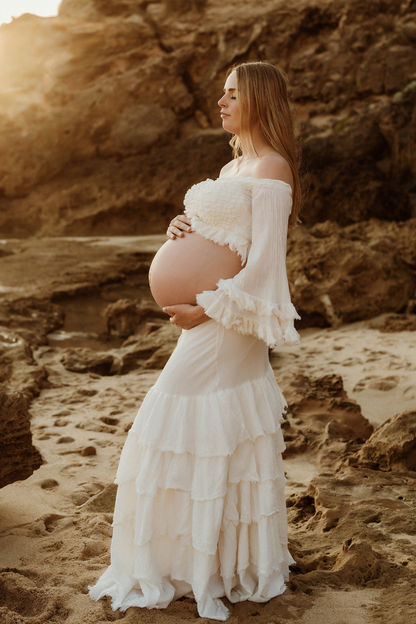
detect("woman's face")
[218,70,240,134]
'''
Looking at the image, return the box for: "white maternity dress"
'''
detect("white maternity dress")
[89,176,300,620]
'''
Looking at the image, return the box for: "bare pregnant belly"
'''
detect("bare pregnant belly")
[149,233,243,308]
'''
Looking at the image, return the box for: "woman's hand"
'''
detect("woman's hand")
[163,304,209,330]
[167,215,193,240]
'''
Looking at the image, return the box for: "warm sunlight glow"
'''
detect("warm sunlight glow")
[0,0,61,26]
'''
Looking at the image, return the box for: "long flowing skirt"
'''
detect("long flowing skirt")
[89,319,294,620]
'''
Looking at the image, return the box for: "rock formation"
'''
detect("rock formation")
[0,0,414,237]
[287,218,416,327]
[354,410,416,471]
[279,373,374,470]
[104,298,166,337]
[0,391,43,488]
[0,327,49,400]
[61,348,115,375]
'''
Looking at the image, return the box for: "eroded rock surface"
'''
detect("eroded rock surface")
[0,0,415,237]
[0,328,48,400]
[354,410,416,472]
[0,391,43,488]
[61,348,115,376]
[287,466,416,595]
[115,322,182,372]
[287,219,416,327]
[278,373,373,471]
[370,313,416,332]
[104,299,166,337]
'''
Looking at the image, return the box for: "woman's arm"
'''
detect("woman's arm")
[196,184,300,347]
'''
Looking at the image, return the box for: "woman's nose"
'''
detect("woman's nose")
[218,95,226,107]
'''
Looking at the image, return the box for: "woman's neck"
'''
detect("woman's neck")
[238,124,274,160]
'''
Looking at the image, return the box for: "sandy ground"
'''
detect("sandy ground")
[0,237,415,624]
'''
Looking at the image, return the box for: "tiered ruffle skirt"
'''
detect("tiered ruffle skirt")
[89,319,294,620]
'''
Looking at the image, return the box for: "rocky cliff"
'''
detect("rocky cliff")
[0,0,415,237]
[0,2,416,613]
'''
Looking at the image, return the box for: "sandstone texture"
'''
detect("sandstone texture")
[0,0,414,238]
[0,391,43,489]
[104,298,166,337]
[0,327,48,400]
[61,348,115,375]
[354,410,416,471]
[279,373,374,470]
[287,218,416,327]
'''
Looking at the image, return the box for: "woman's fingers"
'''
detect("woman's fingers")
[163,305,189,328]
[166,216,192,239]
[163,306,180,325]
[173,215,192,227]
[167,225,185,239]
[162,304,206,330]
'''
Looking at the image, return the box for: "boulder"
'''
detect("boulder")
[60,348,114,375]
[287,220,416,327]
[104,298,166,337]
[116,322,181,373]
[354,410,416,472]
[0,327,48,400]
[278,373,373,469]
[0,391,43,489]
[369,313,416,332]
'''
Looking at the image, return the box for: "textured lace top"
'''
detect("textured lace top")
[184,176,300,348]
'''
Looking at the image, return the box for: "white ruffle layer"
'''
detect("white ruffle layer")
[189,216,250,265]
[122,369,286,457]
[89,369,294,620]
[197,279,301,349]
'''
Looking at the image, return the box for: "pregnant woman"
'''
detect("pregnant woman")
[89,61,301,620]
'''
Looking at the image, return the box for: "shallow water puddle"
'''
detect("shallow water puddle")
[48,275,154,351]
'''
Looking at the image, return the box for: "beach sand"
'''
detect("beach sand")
[0,237,415,624]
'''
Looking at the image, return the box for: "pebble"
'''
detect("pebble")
[81,445,97,456]
[57,436,75,444]
[54,419,70,427]
[100,416,119,426]
[38,478,59,489]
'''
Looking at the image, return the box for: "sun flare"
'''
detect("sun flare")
[0,0,61,26]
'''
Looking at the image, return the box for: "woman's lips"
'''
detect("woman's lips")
[220,112,229,117]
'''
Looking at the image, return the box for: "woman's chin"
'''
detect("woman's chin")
[222,120,239,135]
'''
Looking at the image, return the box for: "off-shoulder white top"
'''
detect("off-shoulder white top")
[184,176,300,349]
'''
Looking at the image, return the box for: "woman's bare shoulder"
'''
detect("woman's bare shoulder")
[219,160,237,178]
[254,153,293,187]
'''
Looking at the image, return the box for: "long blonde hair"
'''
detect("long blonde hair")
[228,62,302,229]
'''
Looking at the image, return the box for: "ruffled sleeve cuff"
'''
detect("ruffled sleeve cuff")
[196,279,301,349]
